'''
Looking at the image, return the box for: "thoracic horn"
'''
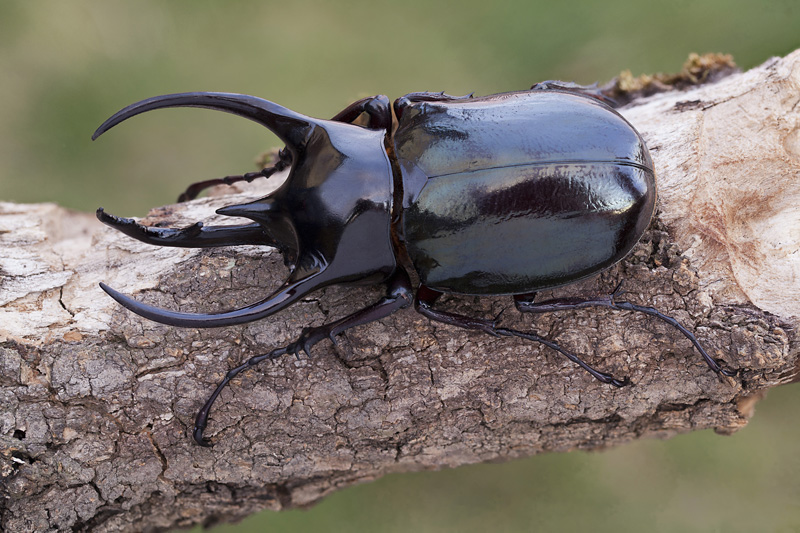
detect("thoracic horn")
[98,266,331,328]
[216,198,300,266]
[92,92,318,149]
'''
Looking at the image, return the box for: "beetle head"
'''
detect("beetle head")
[94,93,397,327]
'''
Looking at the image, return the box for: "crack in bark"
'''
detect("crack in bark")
[57,286,75,318]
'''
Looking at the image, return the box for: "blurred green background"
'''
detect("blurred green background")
[1,1,798,531]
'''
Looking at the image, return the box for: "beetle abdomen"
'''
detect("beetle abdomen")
[394,91,655,295]
[403,161,653,294]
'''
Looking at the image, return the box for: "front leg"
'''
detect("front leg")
[329,94,391,130]
[176,148,292,202]
[193,270,413,446]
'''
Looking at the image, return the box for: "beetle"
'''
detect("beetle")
[93,85,735,446]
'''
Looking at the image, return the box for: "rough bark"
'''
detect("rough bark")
[2,51,799,532]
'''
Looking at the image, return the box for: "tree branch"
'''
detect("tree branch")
[2,51,799,532]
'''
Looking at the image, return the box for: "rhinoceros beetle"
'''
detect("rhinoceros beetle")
[93,84,735,446]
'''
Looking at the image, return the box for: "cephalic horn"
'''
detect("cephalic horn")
[99,269,328,328]
[91,92,317,149]
[215,198,277,221]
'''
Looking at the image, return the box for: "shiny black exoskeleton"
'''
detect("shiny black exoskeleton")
[93,85,735,446]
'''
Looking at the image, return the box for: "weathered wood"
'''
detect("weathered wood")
[2,51,798,532]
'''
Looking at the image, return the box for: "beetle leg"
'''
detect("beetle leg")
[330,95,392,130]
[176,149,292,202]
[96,208,270,248]
[513,286,737,377]
[192,270,413,446]
[414,286,628,387]
[399,91,474,103]
[393,92,474,119]
[530,80,618,107]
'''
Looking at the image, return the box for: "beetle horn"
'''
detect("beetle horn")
[215,199,299,262]
[92,92,316,148]
[215,199,277,220]
[99,270,327,328]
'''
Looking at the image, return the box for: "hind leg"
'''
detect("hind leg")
[414,285,628,387]
[514,283,736,377]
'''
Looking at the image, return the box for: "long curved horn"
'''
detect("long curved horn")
[99,272,326,328]
[92,92,316,148]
